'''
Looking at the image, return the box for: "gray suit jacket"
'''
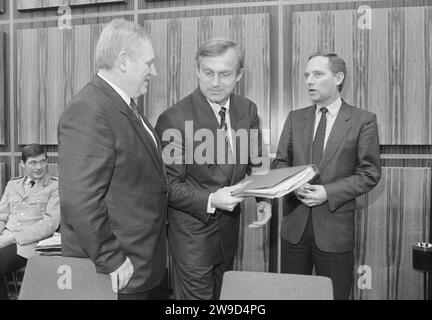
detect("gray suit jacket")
[272,100,381,252]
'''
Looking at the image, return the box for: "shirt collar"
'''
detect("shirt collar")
[98,72,131,106]
[206,97,230,114]
[23,174,46,187]
[315,97,342,117]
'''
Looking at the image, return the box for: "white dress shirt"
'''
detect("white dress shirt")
[206,98,233,214]
[97,72,158,147]
[313,97,342,151]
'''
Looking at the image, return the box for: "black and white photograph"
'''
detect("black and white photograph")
[0,0,431,313]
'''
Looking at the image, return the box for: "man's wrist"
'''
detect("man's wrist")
[207,193,216,214]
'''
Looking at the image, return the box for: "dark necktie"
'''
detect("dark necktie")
[218,106,232,163]
[219,107,229,143]
[29,180,35,188]
[130,99,143,124]
[130,100,158,149]
[312,107,328,165]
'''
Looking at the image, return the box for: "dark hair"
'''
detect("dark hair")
[21,144,47,163]
[308,52,347,92]
[196,38,244,74]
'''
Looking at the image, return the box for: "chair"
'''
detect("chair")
[220,271,333,300]
[19,256,116,300]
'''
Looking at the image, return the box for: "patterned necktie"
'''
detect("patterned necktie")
[219,107,229,144]
[218,106,232,163]
[312,107,328,165]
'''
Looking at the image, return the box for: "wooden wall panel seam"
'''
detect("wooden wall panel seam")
[0,31,5,145]
[17,0,128,12]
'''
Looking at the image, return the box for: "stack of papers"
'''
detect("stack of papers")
[35,232,61,256]
[231,165,318,199]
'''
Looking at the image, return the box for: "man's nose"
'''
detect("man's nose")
[211,74,220,86]
[150,63,157,77]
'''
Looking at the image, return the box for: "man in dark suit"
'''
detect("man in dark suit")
[58,19,167,300]
[272,52,381,299]
[155,39,271,300]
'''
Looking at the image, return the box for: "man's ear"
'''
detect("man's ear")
[334,72,345,86]
[19,160,25,168]
[117,50,129,72]
[236,68,244,82]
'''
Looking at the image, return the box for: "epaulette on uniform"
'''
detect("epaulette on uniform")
[50,176,59,181]
[10,176,23,181]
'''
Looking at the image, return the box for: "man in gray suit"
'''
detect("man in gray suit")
[58,19,167,300]
[272,52,381,299]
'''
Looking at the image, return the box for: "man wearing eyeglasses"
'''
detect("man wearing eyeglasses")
[0,144,60,300]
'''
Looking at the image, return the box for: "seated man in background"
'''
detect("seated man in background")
[0,144,60,300]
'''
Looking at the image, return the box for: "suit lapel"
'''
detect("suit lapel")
[92,76,165,175]
[301,106,316,164]
[228,96,247,184]
[319,101,352,171]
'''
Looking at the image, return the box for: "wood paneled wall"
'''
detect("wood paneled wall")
[0,32,4,144]
[17,24,104,144]
[290,6,432,144]
[0,163,5,195]
[0,0,431,300]
[140,14,270,129]
[17,0,127,11]
[354,167,430,299]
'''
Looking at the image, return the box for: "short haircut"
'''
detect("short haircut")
[195,38,244,74]
[96,18,152,69]
[308,52,347,92]
[22,144,47,163]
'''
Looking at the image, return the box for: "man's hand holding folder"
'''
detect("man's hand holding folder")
[230,165,319,199]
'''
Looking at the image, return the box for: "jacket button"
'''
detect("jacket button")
[22,202,26,204]
[17,222,21,226]
[20,213,24,216]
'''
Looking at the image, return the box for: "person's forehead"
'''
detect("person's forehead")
[199,49,237,68]
[306,56,331,71]
[136,40,155,59]
[26,154,46,162]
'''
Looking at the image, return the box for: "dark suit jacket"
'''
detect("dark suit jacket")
[155,88,261,267]
[272,100,381,253]
[58,75,168,293]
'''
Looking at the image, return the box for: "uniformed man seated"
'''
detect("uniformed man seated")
[0,144,60,300]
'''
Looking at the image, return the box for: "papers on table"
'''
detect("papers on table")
[231,165,319,199]
[35,232,61,256]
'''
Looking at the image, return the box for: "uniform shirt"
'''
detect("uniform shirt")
[0,173,60,258]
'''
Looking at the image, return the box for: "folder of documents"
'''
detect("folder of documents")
[35,232,62,255]
[231,165,319,198]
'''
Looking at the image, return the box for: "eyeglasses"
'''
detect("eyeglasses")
[27,160,48,167]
